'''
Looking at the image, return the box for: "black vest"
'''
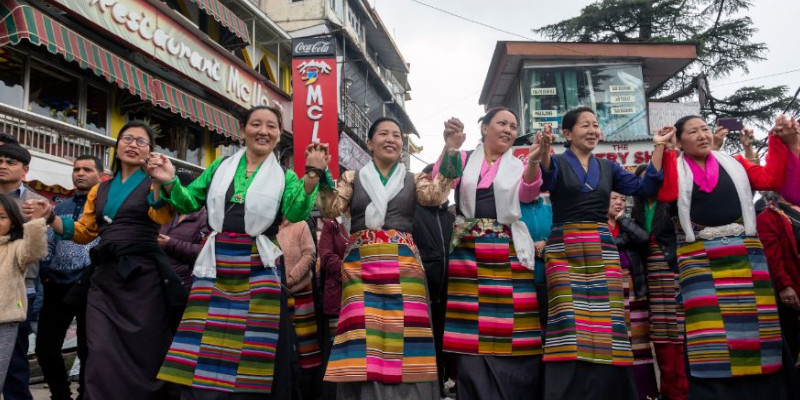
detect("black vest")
[218,166,286,237]
[454,151,499,219]
[549,153,613,224]
[350,169,416,233]
[94,176,161,244]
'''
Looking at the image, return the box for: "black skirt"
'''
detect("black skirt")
[544,361,637,400]
[457,354,543,400]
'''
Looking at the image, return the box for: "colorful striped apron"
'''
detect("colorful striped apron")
[677,233,783,378]
[621,255,654,365]
[324,229,437,384]
[443,219,542,356]
[158,234,283,394]
[646,237,685,344]
[288,284,322,369]
[543,221,633,365]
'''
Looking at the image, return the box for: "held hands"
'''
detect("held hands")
[443,118,465,152]
[143,153,176,184]
[528,124,554,164]
[157,234,171,249]
[534,240,546,258]
[770,115,800,145]
[305,142,331,170]
[22,199,51,221]
[654,126,676,147]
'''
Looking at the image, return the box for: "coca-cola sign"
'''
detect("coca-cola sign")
[292,37,335,58]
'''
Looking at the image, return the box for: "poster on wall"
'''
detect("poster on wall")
[292,36,339,179]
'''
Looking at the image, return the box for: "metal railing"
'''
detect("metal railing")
[0,103,203,174]
[341,93,371,143]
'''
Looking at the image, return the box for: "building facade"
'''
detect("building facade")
[0,0,294,189]
[481,41,697,170]
[264,0,417,171]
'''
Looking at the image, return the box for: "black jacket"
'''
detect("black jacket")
[413,202,455,304]
[615,217,650,298]
[632,200,678,273]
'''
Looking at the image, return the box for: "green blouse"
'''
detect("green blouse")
[644,200,656,234]
[161,155,318,223]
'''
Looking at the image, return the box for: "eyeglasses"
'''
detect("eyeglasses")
[120,135,149,147]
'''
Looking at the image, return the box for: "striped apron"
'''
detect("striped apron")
[543,221,633,365]
[676,232,783,378]
[324,229,437,384]
[646,237,685,344]
[289,284,322,369]
[442,219,542,356]
[158,234,283,394]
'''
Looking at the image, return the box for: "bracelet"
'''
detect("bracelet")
[46,209,56,225]
[304,166,325,178]
[654,142,667,148]
[747,157,759,162]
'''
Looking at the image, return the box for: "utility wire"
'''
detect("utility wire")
[715,68,800,87]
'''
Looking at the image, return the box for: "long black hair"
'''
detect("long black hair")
[0,193,26,241]
[111,120,156,174]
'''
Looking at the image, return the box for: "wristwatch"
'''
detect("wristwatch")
[305,166,325,179]
[306,169,320,179]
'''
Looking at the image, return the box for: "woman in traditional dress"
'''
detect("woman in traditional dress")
[145,105,331,400]
[608,191,659,400]
[538,106,672,399]
[48,121,184,399]
[655,114,798,399]
[436,107,547,400]
[318,116,456,399]
[631,164,688,400]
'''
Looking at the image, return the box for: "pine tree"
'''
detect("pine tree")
[535,0,799,152]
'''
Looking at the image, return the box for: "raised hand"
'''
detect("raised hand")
[770,115,800,145]
[654,126,676,146]
[443,117,465,151]
[143,153,176,183]
[305,142,331,170]
[712,126,728,151]
[528,124,552,163]
[741,128,755,149]
[615,207,626,220]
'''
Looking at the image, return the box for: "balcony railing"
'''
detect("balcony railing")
[341,93,371,143]
[0,103,203,175]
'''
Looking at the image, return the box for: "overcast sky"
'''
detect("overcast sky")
[371,0,800,172]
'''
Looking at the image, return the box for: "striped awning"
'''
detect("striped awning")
[190,0,250,44]
[0,0,241,141]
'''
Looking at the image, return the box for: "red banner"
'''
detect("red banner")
[292,37,338,179]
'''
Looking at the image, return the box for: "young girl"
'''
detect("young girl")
[0,193,49,392]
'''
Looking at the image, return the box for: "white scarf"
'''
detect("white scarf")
[677,150,756,242]
[358,161,407,230]
[193,149,285,278]
[458,144,536,269]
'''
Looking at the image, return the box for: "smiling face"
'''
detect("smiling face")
[608,192,626,219]
[482,110,518,155]
[115,126,151,168]
[242,108,281,157]
[564,111,602,152]
[678,117,714,159]
[367,120,403,165]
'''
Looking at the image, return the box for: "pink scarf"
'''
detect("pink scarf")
[779,151,800,206]
[684,152,719,193]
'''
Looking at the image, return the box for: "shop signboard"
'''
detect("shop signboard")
[512,140,653,169]
[292,36,339,179]
[48,0,291,128]
[648,102,701,134]
[339,134,370,171]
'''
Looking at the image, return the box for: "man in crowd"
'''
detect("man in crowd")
[0,138,47,400]
[37,155,103,400]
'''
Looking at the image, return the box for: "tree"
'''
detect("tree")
[535,0,799,152]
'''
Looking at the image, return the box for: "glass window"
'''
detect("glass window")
[85,85,108,135]
[0,48,25,108]
[523,64,647,140]
[185,127,204,166]
[29,60,80,125]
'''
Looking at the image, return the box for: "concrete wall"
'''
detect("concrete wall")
[261,0,326,32]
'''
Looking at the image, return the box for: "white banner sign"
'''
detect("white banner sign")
[648,102,701,134]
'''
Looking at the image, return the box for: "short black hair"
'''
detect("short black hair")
[561,107,596,148]
[634,164,648,177]
[75,154,103,173]
[368,117,402,140]
[112,120,155,173]
[674,115,703,140]
[0,133,19,145]
[241,106,283,130]
[0,193,26,241]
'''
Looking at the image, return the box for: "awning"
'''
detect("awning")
[189,0,250,44]
[0,0,241,140]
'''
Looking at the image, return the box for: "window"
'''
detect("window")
[0,48,25,108]
[29,60,80,125]
[86,85,108,135]
[524,64,647,140]
[347,5,363,42]
[185,126,204,166]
